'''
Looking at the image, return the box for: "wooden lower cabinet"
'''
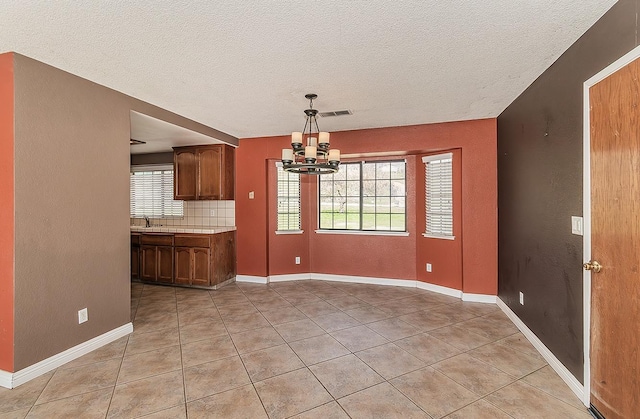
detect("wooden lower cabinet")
[175,246,211,287]
[157,246,174,284]
[133,231,235,288]
[192,248,211,287]
[131,247,140,279]
[139,234,175,283]
[140,245,157,281]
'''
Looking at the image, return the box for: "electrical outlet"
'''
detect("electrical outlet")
[249,191,255,199]
[78,308,88,324]
[426,263,432,272]
[210,210,215,216]
[295,256,301,265]
[519,292,524,305]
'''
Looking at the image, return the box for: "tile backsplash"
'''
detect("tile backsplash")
[130,200,235,227]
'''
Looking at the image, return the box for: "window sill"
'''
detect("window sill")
[315,230,409,237]
[275,230,304,235]
[421,233,456,240]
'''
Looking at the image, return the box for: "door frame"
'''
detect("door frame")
[582,44,640,407]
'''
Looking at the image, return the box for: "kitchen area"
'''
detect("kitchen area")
[129,111,237,290]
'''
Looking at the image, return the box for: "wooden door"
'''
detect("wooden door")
[156,246,174,284]
[197,147,221,199]
[192,248,211,287]
[174,149,197,200]
[174,247,192,285]
[589,57,640,418]
[140,245,157,281]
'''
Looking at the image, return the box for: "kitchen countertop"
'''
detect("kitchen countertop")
[131,225,236,234]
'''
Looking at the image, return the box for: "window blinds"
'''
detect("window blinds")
[130,164,184,218]
[423,153,453,237]
[276,163,301,230]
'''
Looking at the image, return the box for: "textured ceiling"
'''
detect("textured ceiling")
[0,1,616,139]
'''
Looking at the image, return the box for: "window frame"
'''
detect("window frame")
[275,162,303,234]
[317,159,407,233]
[130,164,184,219]
[422,152,455,240]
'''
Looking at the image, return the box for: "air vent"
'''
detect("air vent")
[130,139,146,145]
[319,109,353,118]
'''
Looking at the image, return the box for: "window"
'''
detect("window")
[423,153,453,238]
[130,164,183,218]
[276,163,301,231]
[319,160,406,231]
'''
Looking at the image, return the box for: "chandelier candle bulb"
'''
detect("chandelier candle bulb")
[308,137,317,147]
[305,146,317,160]
[282,148,294,162]
[319,132,330,145]
[328,149,341,162]
[292,132,303,146]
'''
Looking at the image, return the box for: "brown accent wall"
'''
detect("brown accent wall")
[4,53,237,371]
[13,55,132,369]
[497,0,638,382]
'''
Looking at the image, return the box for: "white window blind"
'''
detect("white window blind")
[423,153,453,237]
[130,164,184,218]
[276,163,301,231]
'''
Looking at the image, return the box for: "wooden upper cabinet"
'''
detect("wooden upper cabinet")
[174,149,197,200]
[173,144,235,200]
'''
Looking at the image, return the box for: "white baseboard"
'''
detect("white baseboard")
[416,281,463,298]
[497,298,586,405]
[309,273,417,288]
[463,293,497,303]
[236,275,268,284]
[0,322,133,389]
[269,273,311,282]
[0,369,10,389]
[235,273,498,305]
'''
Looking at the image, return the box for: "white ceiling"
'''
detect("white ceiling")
[1,1,616,139]
[129,111,225,154]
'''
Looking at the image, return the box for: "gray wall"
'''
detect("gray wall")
[130,152,174,166]
[497,0,638,382]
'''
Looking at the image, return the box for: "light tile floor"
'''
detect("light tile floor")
[0,280,591,418]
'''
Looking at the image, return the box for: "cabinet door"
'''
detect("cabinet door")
[197,147,221,199]
[222,145,235,199]
[140,246,157,281]
[131,246,140,279]
[174,149,197,200]
[174,247,192,285]
[226,232,237,278]
[157,246,174,284]
[192,247,211,287]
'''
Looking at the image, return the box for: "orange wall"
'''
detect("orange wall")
[416,149,463,290]
[0,52,14,372]
[267,160,311,275]
[237,119,497,294]
[235,140,270,277]
[307,155,417,280]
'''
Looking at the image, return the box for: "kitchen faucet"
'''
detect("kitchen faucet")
[143,215,150,228]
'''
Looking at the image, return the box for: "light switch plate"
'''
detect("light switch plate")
[571,216,583,236]
[249,191,255,199]
[426,263,432,272]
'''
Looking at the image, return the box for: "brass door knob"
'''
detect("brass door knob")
[583,260,602,273]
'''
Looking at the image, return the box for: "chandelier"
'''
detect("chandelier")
[281,93,340,174]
